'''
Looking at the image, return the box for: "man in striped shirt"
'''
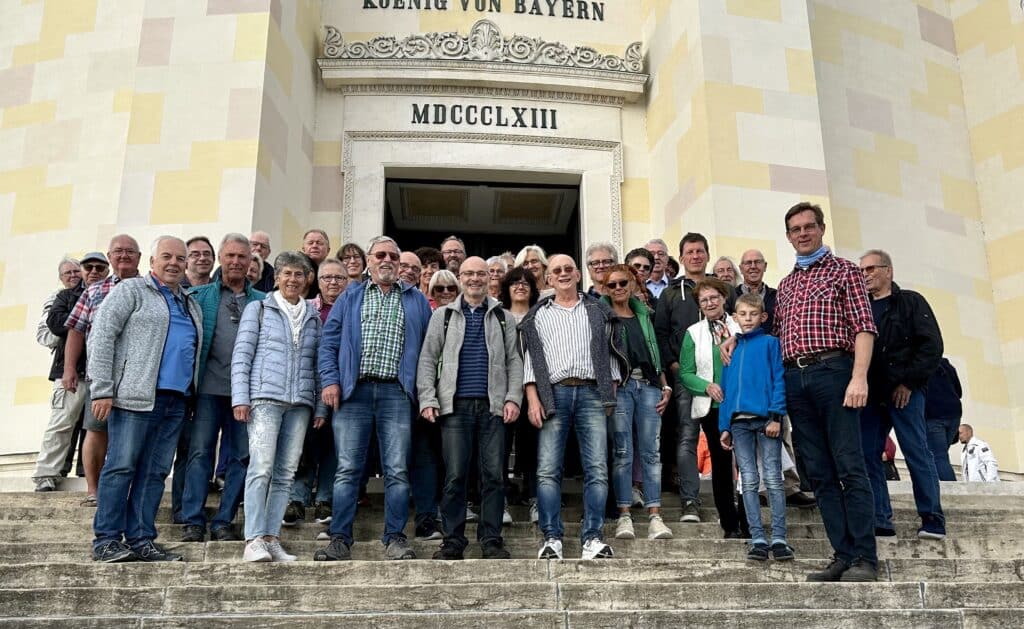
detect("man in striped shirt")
[416,256,523,560]
[520,254,624,561]
[773,202,878,583]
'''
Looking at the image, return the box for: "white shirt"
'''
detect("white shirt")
[523,295,620,384]
[961,436,999,482]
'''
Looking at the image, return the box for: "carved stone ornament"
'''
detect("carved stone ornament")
[322,19,643,74]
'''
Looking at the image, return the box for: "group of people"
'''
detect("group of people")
[28,201,990,582]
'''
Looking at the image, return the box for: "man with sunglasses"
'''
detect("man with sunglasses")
[33,253,109,492]
[316,235,432,561]
[179,234,265,543]
[520,254,624,561]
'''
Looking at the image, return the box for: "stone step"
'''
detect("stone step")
[0,519,1014,543]
[1,558,1021,589]
[0,535,1018,564]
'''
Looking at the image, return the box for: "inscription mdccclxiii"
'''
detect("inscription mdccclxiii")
[412,103,559,129]
[363,0,606,21]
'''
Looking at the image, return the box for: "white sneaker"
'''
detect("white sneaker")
[647,514,673,540]
[316,530,330,541]
[614,514,635,539]
[581,538,614,560]
[264,539,297,562]
[538,538,563,560]
[529,500,539,524]
[466,504,479,523]
[243,539,272,562]
[503,509,513,525]
[631,486,644,508]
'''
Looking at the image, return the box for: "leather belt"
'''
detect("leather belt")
[784,350,847,369]
[556,378,597,386]
[359,375,398,383]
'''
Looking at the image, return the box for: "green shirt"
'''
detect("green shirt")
[679,329,723,408]
[359,283,405,379]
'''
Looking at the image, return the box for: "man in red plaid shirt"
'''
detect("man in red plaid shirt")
[773,202,878,583]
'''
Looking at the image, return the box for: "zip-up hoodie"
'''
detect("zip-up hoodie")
[718,326,786,434]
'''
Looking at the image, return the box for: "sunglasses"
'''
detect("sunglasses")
[434,285,458,293]
[372,251,400,261]
[83,264,108,272]
[631,263,651,272]
[606,279,631,290]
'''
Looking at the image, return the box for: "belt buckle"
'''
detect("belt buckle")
[796,355,811,369]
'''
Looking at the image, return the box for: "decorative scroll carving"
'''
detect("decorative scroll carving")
[321,20,644,74]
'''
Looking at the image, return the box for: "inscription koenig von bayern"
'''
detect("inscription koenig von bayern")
[363,0,606,21]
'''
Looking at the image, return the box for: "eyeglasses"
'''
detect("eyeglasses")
[631,263,651,272]
[434,285,458,293]
[522,259,542,267]
[511,280,530,288]
[649,250,668,258]
[251,242,270,251]
[110,248,139,257]
[698,295,723,306]
[320,274,347,284]
[861,264,889,274]
[60,269,79,277]
[741,259,765,267]
[606,279,631,290]
[549,266,575,276]
[83,264,108,272]
[371,251,400,261]
[787,223,820,235]
[587,258,614,268]
[488,269,504,276]
[459,271,488,279]
[340,254,362,263]
[441,249,464,257]
[188,251,214,259]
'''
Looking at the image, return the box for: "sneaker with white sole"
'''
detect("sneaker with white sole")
[243,539,272,562]
[528,499,539,524]
[631,486,644,508]
[647,514,673,540]
[265,539,297,562]
[316,530,330,541]
[581,538,614,559]
[538,538,562,560]
[679,501,701,523]
[614,514,635,539]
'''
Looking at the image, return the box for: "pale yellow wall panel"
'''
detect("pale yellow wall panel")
[987,230,1024,281]
[828,204,862,252]
[151,169,223,225]
[725,0,782,22]
[952,0,1015,55]
[1,101,56,129]
[0,305,28,332]
[266,19,293,95]
[12,375,49,405]
[996,295,1024,344]
[12,0,98,66]
[234,13,270,62]
[969,105,1024,171]
[809,3,904,65]
[785,48,817,95]
[853,148,902,197]
[940,172,981,219]
[645,36,689,148]
[125,92,164,145]
[621,178,651,223]
[11,184,72,235]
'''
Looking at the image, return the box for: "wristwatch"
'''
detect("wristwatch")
[662,385,672,393]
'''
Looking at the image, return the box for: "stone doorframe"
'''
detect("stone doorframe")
[341,130,624,256]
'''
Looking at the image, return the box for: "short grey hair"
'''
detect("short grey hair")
[713,256,740,279]
[861,249,893,267]
[514,244,548,268]
[585,241,619,263]
[274,251,314,276]
[428,269,459,293]
[150,236,185,256]
[645,238,669,251]
[219,232,250,253]
[58,256,80,276]
[367,235,399,253]
[486,256,508,273]
[318,258,345,275]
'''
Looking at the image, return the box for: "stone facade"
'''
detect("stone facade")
[0,0,1021,473]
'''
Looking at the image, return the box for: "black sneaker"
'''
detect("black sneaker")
[415,519,443,541]
[92,540,136,563]
[786,492,817,508]
[180,525,205,542]
[133,540,183,562]
[724,529,744,539]
[482,542,511,559]
[314,501,333,524]
[432,541,464,560]
[839,558,878,582]
[746,542,769,561]
[771,542,795,561]
[313,535,351,561]
[282,501,304,527]
[210,525,242,541]
[875,526,897,537]
[806,556,848,582]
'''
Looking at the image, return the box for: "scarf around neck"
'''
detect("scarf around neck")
[273,290,306,346]
[796,245,829,270]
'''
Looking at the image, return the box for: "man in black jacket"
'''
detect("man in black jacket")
[31,252,109,491]
[859,249,945,540]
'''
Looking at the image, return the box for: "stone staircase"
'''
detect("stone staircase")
[0,481,1021,627]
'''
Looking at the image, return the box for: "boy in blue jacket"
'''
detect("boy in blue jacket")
[720,293,793,562]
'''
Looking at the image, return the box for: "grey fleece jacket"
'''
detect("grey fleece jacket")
[416,295,523,417]
[88,275,203,411]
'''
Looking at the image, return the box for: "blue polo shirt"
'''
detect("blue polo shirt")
[154,275,197,394]
[455,301,488,399]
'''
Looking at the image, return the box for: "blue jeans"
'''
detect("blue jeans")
[329,381,411,546]
[244,402,309,540]
[861,391,945,531]
[180,394,249,530]
[612,380,662,508]
[926,416,959,482]
[92,392,186,551]
[731,417,787,545]
[439,398,506,550]
[289,420,336,505]
[537,384,608,544]
[410,414,442,528]
[785,355,877,567]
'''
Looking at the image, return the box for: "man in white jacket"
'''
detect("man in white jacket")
[958,424,999,482]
